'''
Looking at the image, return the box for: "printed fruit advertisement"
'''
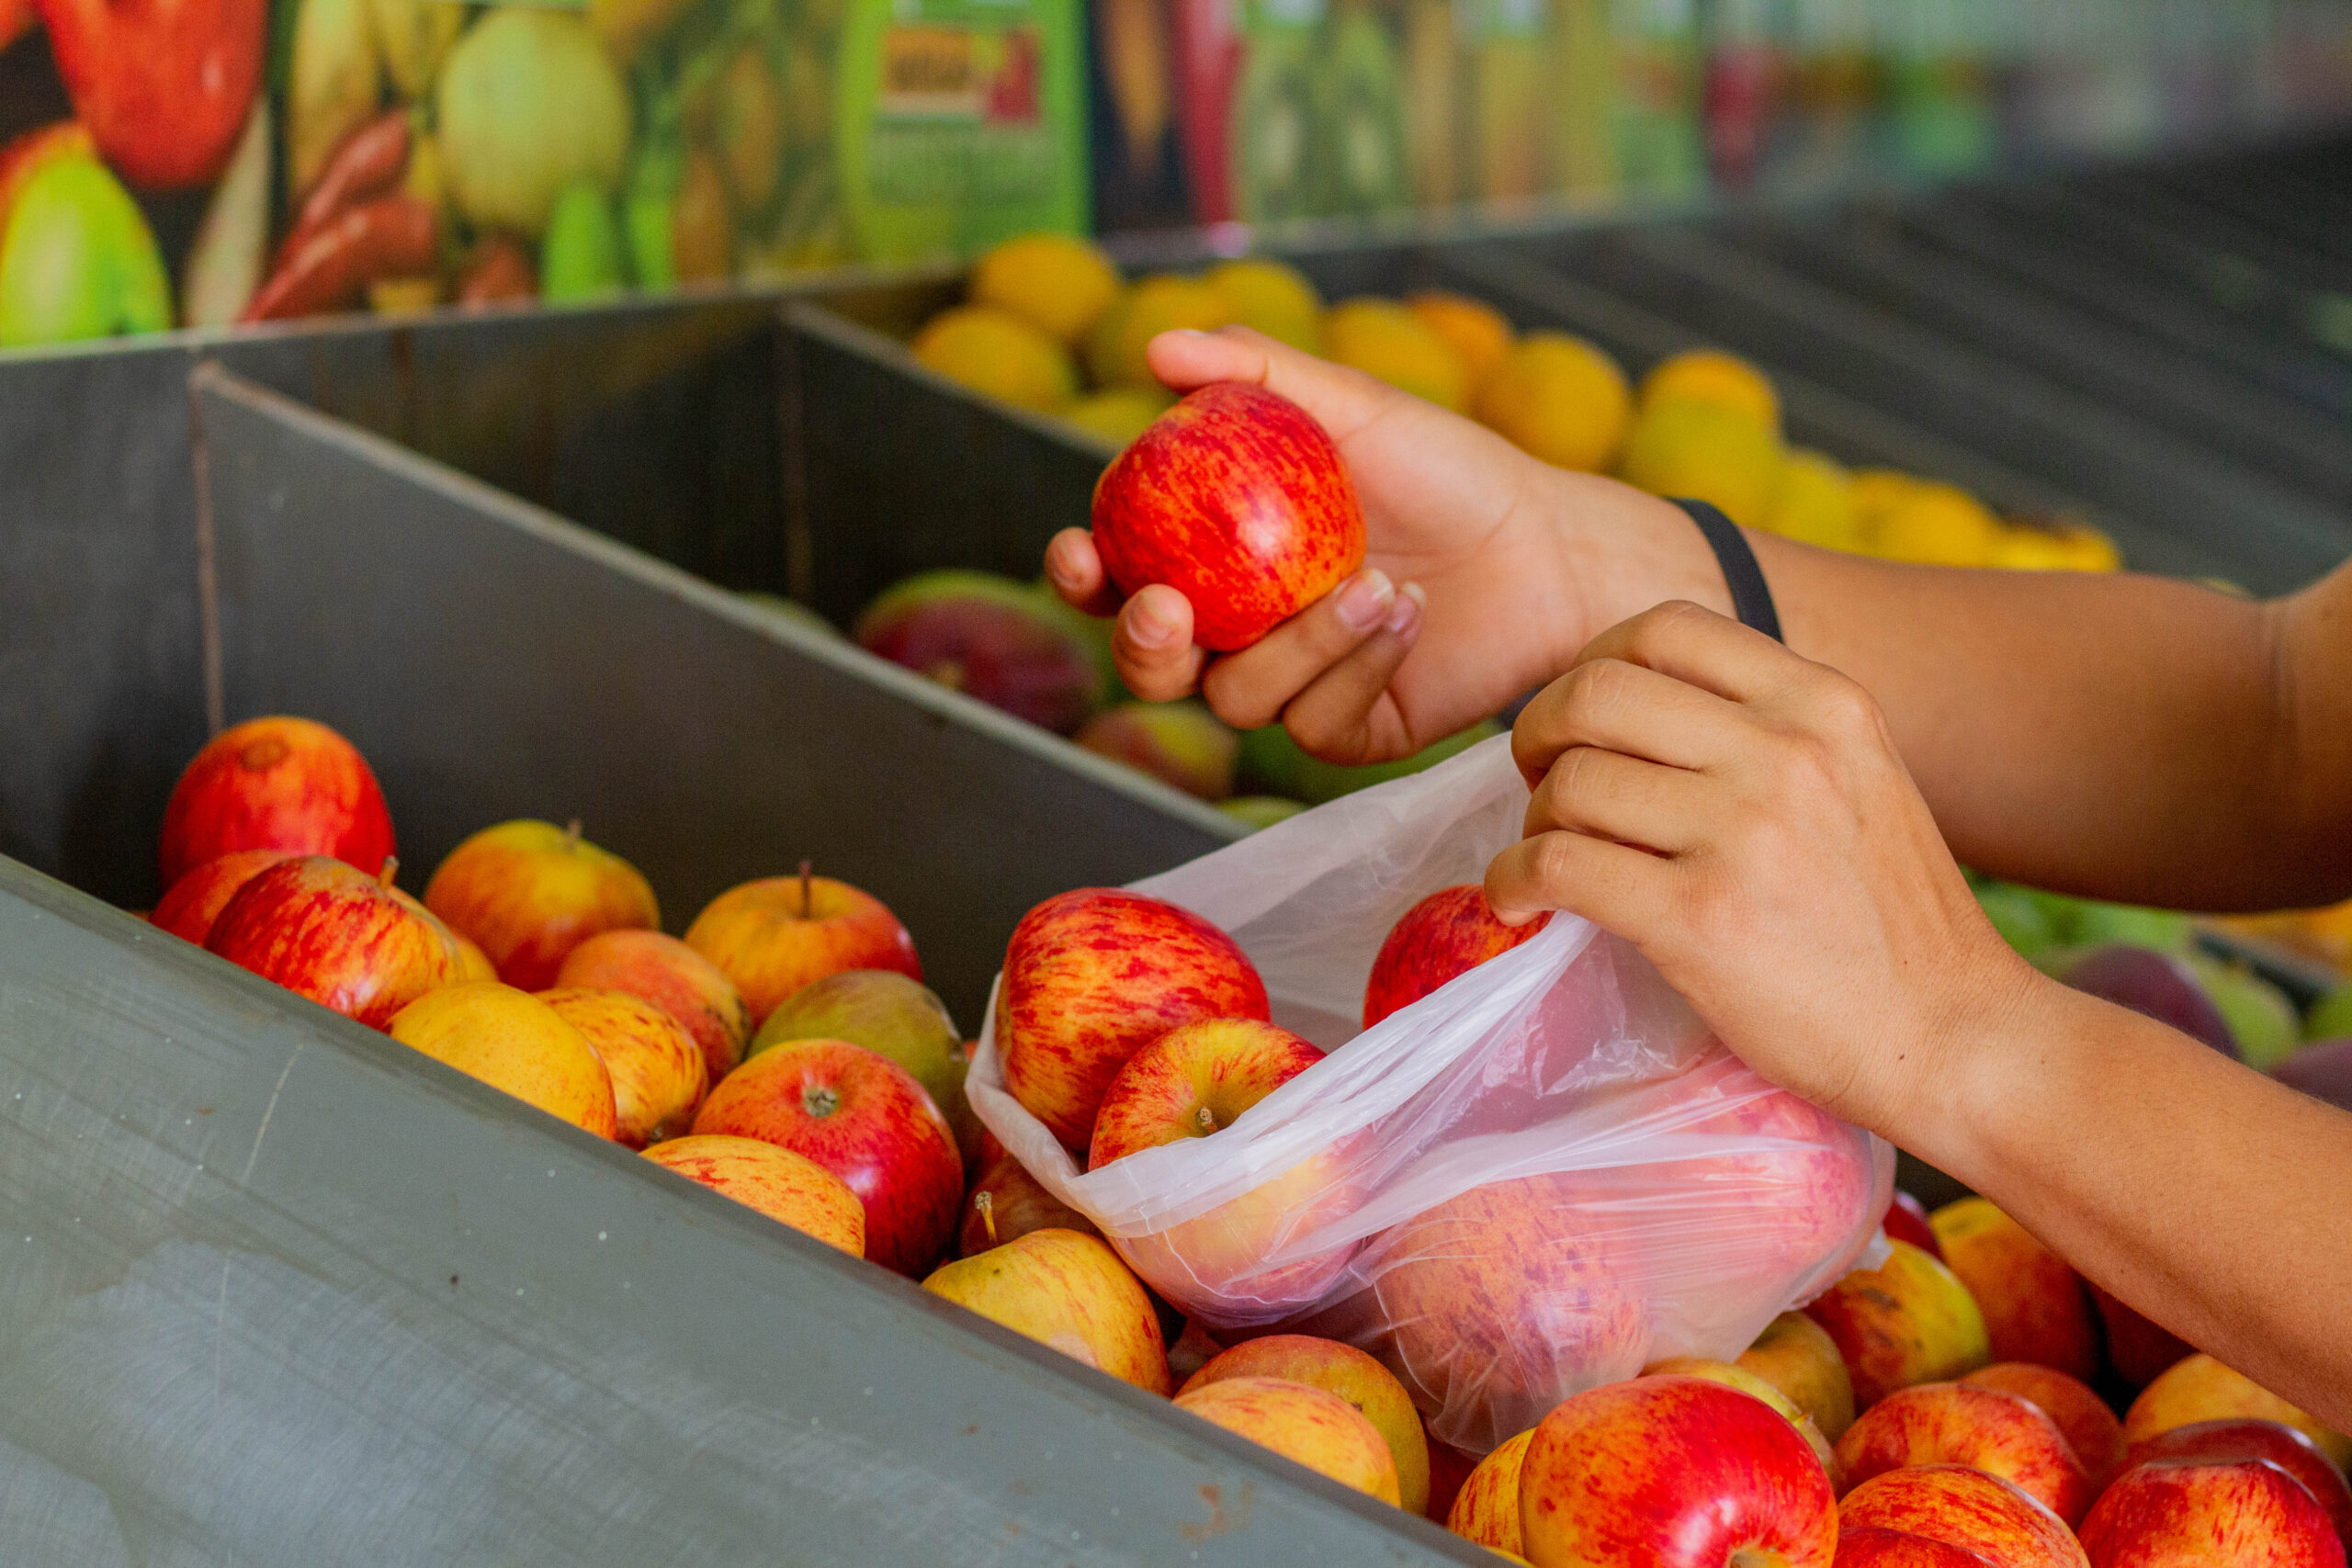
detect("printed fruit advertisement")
[0,0,1086,348]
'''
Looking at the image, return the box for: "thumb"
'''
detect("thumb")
[1144,325,1407,444]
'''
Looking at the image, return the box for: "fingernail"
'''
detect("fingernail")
[1165,328,1213,341]
[1130,602,1178,648]
[1335,570,1396,631]
[1385,581,1426,636]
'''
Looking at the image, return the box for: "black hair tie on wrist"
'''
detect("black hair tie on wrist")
[1674,498,1782,644]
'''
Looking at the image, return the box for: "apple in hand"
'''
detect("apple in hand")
[160,716,394,887]
[1741,1310,1859,1443]
[1090,382,1368,652]
[387,981,619,1137]
[1447,1427,1534,1555]
[1836,1383,2093,1525]
[2078,1460,2346,1568]
[1928,1198,2098,1382]
[998,887,1269,1151]
[150,849,292,943]
[537,988,707,1147]
[1839,1466,2089,1568]
[684,871,919,1028]
[1884,1190,1943,1259]
[2123,1354,2351,1471]
[206,855,460,1029]
[1180,1334,1431,1515]
[922,1227,1171,1394]
[1518,1375,1838,1567]
[555,929,751,1087]
[693,1038,960,1275]
[1962,1363,2124,1490]
[641,1134,864,1255]
[424,819,658,991]
[752,969,967,1145]
[960,1154,1099,1257]
[1806,1240,1992,1409]
[2121,1419,2352,1551]
[1362,884,1551,1028]
[1173,1376,1400,1505]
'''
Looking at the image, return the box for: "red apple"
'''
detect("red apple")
[2120,1420,2352,1551]
[1447,1427,1534,1554]
[1091,382,1368,652]
[1519,1375,1838,1566]
[2088,1281,2193,1389]
[537,987,707,1148]
[150,849,293,943]
[1835,1527,2002,1565]
[1173,1376,1400,1504]
[1426,1427,1482,1525]
[692,1039,960,1276]
[998,887,1269,1152]
[424,819,658,991]
[1362,884,1551,1028]
[922,1226,1170,1394]
[2078,1460,2346,1568]
[960,1154,1100,1257]
[1839,1466,2089,1568]
[554,929,752,1087]
[684,872,919,1028]
[36,0,266,188]
[1836,1383,2094,1526]
[1179,1334,1431,1514]
[159,716,394,887]
[1962,1364,2125,1491]
[1807,1241,1992,1410]
[641,1134,865,1256]
[205,855,461,1029]
[1088,1017,1323,1168]
[1929,1198,2098,1382]
[1885,1190,1943,1259]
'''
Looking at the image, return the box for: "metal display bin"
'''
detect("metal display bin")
[0,366,1493,1565]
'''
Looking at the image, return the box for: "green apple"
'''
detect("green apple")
[1974,880,2057,959]
[2188,956,2298,1070]
[437,8,630,237]
[751,967,967,1130]
[1218,795,1307,832]
[0,153,170,347]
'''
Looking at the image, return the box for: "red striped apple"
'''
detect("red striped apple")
[1647,1357,1842,1482]
[424,819,658,991]
[1180,1334,1430,1514]
[922,1227,1170,1394]
[555,929,752,1087]
[1962,1364,2124,1490]
[2120,1420,2352,1551]
[2078,1460,2346,1568]
[998,887,1269,1151]
[205,854,460,1029]
[1173,1376,1399,1503]
[1362,884,1550,1029]
[1091,383,1367,652]
[1838,1466,2088,1568]
[641,1134,865,1256]
[1834,1527,2002,1564]
[1088,1017,1322,1167]
[1519,1375,1838,1566]
[150,849,291,943]
[684,871,919,1028]
[1447,1427,1533,1555]
[1884,1190,1944,1259]
[159,716,393,887]
[1741,1311,1859,1443]
[1807,1241,1991,1409]
[387,981,619,1138]
[1929,1199,2098,1382]
[1836,1383,2093,1525]
[538,988,707,1147]
[694,1038,960,1276]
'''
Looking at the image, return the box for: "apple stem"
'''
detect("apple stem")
[564,818,582,851]
[975,1190,997,1247]
[378,855,399,888]
[1195,1105,1218,1134]
[799,859,813,919]
[802,1084,840,1120]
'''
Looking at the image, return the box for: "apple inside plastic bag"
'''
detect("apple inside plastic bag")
[967,732,1892,1452]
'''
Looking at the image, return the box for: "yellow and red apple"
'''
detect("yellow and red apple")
[1806,1240,1992,1410]
[1962,1363,2125,1490]
[423,818,658,991]
[206,854,461,1029]
[1446,1427,1533,1555]
[1741,1310,1860,1443]
[641,1133,865,1255]
[2120,1419,2352,1551]
[2078,1458,2345,1568]
[1173,1376,1400,1505]
[922,1227,1171,1394]
[959,1154,1099,1257]
[1928,1198,2098,1382]
[555,928,752,1086]
[150,848,292,943]
[2122,1354,2351,1471]
[1835,1382,2093,1525]
[159,716,394,887]
[1362,884,1549,1029]
[1180,1334,1431,1514]
[684,873,919,1028]
[538,987,707,1147]
[1838,1465,2089,1568]
[387,980,619,1137]
[2088,1280,2193,1390]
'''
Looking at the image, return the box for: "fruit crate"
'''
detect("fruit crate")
[0,363,1502,1565]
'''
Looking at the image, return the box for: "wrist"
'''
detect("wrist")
[1550,477,1736,662]
[1886,953,2064,1177]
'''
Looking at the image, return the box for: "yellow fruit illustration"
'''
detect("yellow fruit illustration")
[1206,257,1324,353]
[1616,397,1785,528]
[970,232,1125,346]
[1323,297,1471,412]
[1086,274,1231,389]
[913,305,1080,412]
[1473,330,1632,472]
[1408,290,1514,383]
[1638,347,1781,433]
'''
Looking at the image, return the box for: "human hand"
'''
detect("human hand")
[1484,601,2043,1136]
[1044,326,1719,766]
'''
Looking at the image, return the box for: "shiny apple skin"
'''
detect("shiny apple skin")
[423,819,659,991]
[150,849,294,943]
[641,1134,865,1256]
[1087,1016,1323,1168]
[692,1038,960,1277]
[2077,1459,2346,1568]
[922,1227,1170,1395]
[1839,1465,2089,1568]
[205,855,460,1029]
[684,875,919,1028]
[1091,383,1367,652]
[1835,1382,2093,1525]
[556,929,752,1088]
[1929,1198,2098,1383]
[159,716,394,887]
[1362,884,1550,1028]
[2120,1419,2352,1551]
[1173,1375,1400,1504]
[1962,1363,2125,1491]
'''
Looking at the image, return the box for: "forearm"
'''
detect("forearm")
[1905,974,2352,1429]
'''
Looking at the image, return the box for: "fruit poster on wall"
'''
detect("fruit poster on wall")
[0,0,1085,349]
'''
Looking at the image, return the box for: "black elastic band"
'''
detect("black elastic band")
[1675,498,1782,643]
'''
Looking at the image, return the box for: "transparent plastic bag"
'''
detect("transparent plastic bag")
[967,733,1893,1452]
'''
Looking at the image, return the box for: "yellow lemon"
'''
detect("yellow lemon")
[1871,482,2001,567]
[1638,347,1781,433]
[911,305,1080,412]
[1061,387,1176,447]
[968,231,1124,346]
[1847,468,1923,539]
[1760,448,1860,549]
[1323,297,1472,411]
[1473,331,1634,472]
[1206,258,1325,353]
[1086,274,1231,389]
[1616,397,1785,528]
[1408,290,1515,384]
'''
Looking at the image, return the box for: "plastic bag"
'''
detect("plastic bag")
[967,733,1892,1452]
